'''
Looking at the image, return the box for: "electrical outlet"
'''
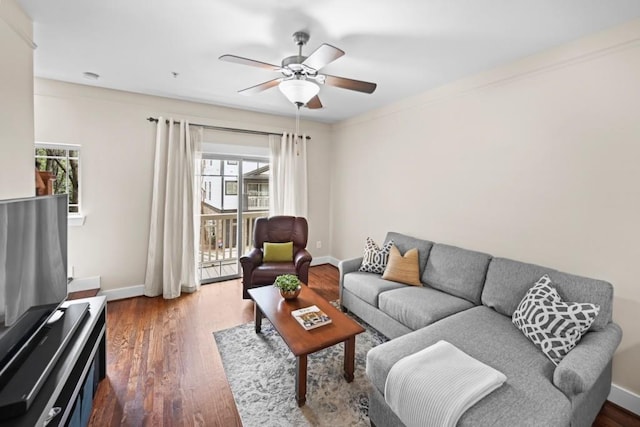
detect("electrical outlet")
[316,241,322,249]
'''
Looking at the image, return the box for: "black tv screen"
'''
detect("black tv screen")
[0,194,68,380]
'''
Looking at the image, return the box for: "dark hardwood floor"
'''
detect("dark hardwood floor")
[87,265,639,427]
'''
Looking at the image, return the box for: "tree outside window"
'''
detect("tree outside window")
[34,144,80,214]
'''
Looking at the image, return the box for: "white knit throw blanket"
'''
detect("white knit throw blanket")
[384,340,507,427]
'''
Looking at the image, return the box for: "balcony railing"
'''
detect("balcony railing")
[246,195,269,210]
[199,210,268,280]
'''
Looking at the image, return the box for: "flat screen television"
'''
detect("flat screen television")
[0,194,68,386]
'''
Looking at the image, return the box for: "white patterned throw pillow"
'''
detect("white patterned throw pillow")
[359,237,394,274]
[512,274,600,365]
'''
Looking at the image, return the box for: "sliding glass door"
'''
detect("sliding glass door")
[197,155,269,284]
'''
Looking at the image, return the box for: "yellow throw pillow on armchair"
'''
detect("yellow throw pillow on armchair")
[382,245,421,286]
[263,241,294,262]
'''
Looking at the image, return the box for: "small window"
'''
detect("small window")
[225,180,238,195]
[35,143,81,215]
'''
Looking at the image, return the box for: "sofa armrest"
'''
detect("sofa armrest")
[294,248,313,269]
[553,322,622,397]
[240,247,263,270]
[339,257,363,285]
[338,257,363,304]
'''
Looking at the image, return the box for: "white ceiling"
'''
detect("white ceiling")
[16,0,640,123]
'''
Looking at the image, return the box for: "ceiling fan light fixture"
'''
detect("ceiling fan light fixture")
[278,79,319,105]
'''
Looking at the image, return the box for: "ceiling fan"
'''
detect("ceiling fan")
[219,31,377,109]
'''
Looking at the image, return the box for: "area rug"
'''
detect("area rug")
[214,316,387,427]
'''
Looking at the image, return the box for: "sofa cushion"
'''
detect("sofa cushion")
[378,286,474,331]
[422,244,491,305]
[481,258,612,331]
[342,271,405,307]
[367,306,571,426]
[513,276,600,365]
[384,232,434,278]
[359,237,393,274]
[382,246,421,286]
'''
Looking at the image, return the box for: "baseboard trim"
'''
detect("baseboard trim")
[311,256,340,267]
[609,383,640,416]
[100,259,343,301]
[68,276,101,293]
[101,284,144,301]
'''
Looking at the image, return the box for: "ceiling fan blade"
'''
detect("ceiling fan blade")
[323,74,377,94]
[238,78,282,95]
[305,95,323,109]
[219,54,281,71]
[302,44,345,71]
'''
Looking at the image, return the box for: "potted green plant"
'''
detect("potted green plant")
[273,274,301,300]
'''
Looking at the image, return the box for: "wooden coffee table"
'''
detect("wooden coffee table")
[248,284,365,406]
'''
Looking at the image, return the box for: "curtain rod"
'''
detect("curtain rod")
[146,117,311,140]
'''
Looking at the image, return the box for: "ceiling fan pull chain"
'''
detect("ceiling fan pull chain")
[294,103,301,156]
[295,105,301,156]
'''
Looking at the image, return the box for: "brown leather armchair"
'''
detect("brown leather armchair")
[240,216,312,299]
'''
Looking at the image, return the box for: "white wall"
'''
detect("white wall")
[331,20,640,395]
[0,0,33,199]
[33,79,333,291]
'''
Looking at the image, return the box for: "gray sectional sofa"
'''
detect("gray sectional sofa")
[339,232,622,427]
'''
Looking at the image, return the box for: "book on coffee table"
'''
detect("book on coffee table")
[291,305,332,330]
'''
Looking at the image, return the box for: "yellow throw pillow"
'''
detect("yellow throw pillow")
[382,245,421,286]
[263,241,294,262]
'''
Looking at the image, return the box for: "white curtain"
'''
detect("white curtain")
[269,133,308,217]
[144,117,203,299]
